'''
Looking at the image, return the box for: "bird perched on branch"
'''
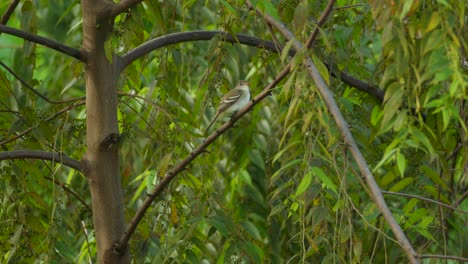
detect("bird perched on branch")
[205,80,250,133]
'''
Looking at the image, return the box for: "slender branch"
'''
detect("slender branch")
[110,0,144,18]
[120,31,283,71]
[382,191,468,215]
[0,60,84,104]
[247,1,419,263]
[114,55,294,256]
[0,0,20,25]
[0,150,83,172]
[0,25,85,62]
[120,30,384,102]
[0,100,86,147]
[334,4,364,10]
[44,176,90,211]
[418,254,468,262]
[304,0,336,48]
[454,189,468,207]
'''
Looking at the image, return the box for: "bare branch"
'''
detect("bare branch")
[454,189,468,207]
[0,60,85,104]
[120,30,384,102]
[0,0,20,25]
[418,254,468,262]
[382,191,468,215]
[0,25,85,62]
[0,150,83,172]
[44,176,90,211]
[247,1,419,263]
[305,0,336,48]
[120,31,282,71]
[110,0,144,18]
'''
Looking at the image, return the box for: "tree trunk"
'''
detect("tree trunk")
[81,0,129,262]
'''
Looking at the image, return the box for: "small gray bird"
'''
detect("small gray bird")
[205,80,250,133]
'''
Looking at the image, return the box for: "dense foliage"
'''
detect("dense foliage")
[0,0,466,263]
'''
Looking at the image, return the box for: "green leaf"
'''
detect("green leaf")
[242,241,263,263]
[370,105,383,126]
[271,159,302,182]
[294,171,312,198]
[421,165,448,190]
[208,217,229,237]
[373,148,397,173]
[396,151,406,177]
[220,0,238,15]
[241,221,262,241]
[311,54,329,85]
[389,177,414,192]
[259,0,280,20]
[311,167,338,195]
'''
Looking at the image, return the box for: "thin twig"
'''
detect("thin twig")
[44,176,90,211]
[0,100,85,146]
[0,60,84,104]
[334,4,363,10]
[418,254,468,262]
[382,191,467,214]
[247,1,419,263]
[454,189,468,207]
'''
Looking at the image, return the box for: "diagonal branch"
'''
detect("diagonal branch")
[0,25,85,62]
[0,150,83,172]
[44,176,91,212]
[120,30,384,102]
[247,1,419,263]
[0,60,85,104]
[0,0,20,25]
[0,99,86,147]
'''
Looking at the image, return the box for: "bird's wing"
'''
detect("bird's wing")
[218,90,241,113]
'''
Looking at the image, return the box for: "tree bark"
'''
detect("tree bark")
[81,0,130,262]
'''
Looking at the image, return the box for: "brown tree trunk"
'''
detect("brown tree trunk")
[81,0,129,262]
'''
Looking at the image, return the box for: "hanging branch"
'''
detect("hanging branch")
[246,1,419,263]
